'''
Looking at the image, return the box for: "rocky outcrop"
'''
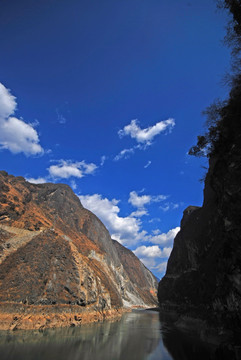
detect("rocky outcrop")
[0,171,157,329]
[158,106,241,329]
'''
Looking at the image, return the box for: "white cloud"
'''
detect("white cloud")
[149,227,180,246]
[0,83,16,118]
[70,180,77,190]
[114,144,148,161]
[144,160,151,169]
[118,118,175,145]
[0,83,43,156]
[114,147,136,161]
[26,177,47,184]
[134,245,172,259]
[128,191,167,209]
[83,162,97,174]
[0,117,43,155]
[148,218,161,223]
[135,244,171,278]
[26,159,97,187]
[129,191,151,208]
[48,160,97,179]
[78,193,146,246]
[139,257,156,269]
[79,191,179,278]
[160,202,180,212]
[130,209,148,218]
[154,261,168,276]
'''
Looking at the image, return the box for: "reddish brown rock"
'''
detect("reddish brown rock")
[0,171,157,329]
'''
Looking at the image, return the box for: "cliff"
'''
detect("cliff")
[158,79,241,330]
[113,240,158,306]
[0,171,158,329]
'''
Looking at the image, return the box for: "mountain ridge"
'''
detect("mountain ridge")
[0,171,158,330]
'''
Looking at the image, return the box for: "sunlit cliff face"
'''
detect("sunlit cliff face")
[0,170,158,328]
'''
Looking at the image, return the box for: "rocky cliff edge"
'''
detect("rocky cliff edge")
[0,171,158,330]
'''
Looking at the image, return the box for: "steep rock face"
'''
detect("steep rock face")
[0,171,157,317]
[158,138,241,324]
[113,240,158,306]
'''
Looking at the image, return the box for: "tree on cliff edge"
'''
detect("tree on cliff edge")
[189,0,241,158]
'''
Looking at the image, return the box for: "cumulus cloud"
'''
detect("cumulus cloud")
[152,229,161,235]
[130,209,148,218]
[48,160,97,179]
[25,158,97,186]
[134,245,172,259]
[118,118,175,145]
[149,227,180,247]
[0,83,16,118]
[128,191,167,209]
[134,244,172,278]
[26,177,47,184]
[0,83,43,156]
[129,191,151,208]
[78,193,147,246]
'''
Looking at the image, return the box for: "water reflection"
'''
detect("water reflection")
[161,313,240,360]
[160,322,214,360]
[0,310,230,360]
[0,311,164,360]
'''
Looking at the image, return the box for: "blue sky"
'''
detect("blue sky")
[0,0,230,278]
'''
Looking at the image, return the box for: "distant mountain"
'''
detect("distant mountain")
[0,171,157,330]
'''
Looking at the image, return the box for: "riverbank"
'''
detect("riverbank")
[0,302,131,330]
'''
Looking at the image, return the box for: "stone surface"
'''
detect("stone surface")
[113,240,158,306]
[158,95,241,329]
[0,171,158,329]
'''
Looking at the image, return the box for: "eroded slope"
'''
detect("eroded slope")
[0,171,157,329]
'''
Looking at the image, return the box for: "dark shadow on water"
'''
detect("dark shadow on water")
[159,311,240,360]
[160,321,214,360]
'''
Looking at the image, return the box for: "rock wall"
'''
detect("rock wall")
[0,171,158,324]
[158,135,241,324]
[158,95,241,326]
[113,240,158,306]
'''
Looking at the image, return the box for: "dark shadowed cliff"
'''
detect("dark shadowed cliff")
[0,171,157,329]
[158,58,241,332]
[158,153,241,324]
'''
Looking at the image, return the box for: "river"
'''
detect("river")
[0,310,224,360]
